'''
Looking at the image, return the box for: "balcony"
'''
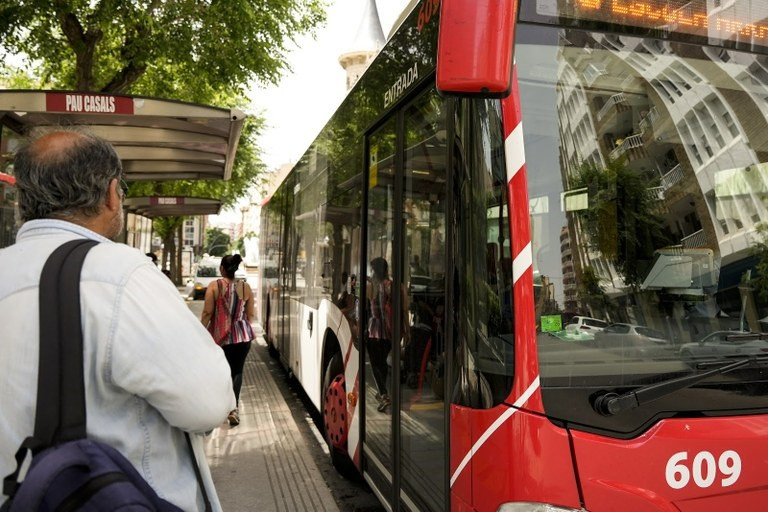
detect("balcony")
[598,93,628,122]
[638,107,659,134]
[571,46,594,69]
[620,74,636,91]
[681,229,707,249]
[648,186,665,201]
[660,164,684,190]
[584,63,608,86]
[609,134,644,161]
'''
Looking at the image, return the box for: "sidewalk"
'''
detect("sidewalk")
[203,335,340,512]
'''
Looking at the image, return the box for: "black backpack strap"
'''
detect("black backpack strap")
[185,433,212,512]
[38,238,98,445]
[2,238,97,501]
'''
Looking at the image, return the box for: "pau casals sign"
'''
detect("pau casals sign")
[45,92,135,115]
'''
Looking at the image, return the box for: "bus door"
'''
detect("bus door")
[363,87,449,512]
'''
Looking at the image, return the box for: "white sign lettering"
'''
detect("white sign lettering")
[64,94,117,113]
[384,63,419,108]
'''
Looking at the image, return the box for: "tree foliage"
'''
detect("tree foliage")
[578,265,613,319]
[1,0,328,272]
[749,223,768,302]
[569,157,672,287]
[0,0,326,207]
[205,227,231,256]
[0,0,327,95]
[128,113,268,210]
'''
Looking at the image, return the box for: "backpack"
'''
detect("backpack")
[1,239,210,512]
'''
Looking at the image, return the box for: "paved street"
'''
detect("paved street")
[183,285,383,512]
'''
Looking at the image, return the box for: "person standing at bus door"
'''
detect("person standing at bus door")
[367,258,394,411]
[366,258,409,412]
[337,272,359,346]
[0,130,234,512]
[201,254,255,427]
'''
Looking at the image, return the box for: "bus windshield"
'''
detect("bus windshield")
[517,22,768,434]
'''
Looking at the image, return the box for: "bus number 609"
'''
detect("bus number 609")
[417,0,440,31]
[665,450,742,489]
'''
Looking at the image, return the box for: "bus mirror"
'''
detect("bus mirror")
[436,0,518,98]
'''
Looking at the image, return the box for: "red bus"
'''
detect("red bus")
[259,1,768,510]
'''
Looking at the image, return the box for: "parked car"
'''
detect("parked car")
[564,316,609,335]
[679,331,768,364]
[593,323,670,358]
[188,258,221,300]
[188,257,247,300]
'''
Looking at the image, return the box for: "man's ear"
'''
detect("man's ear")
[104,178,121,212]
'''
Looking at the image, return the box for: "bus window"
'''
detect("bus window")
[453,97,514,408]
[517,21,768,434]
[363,116,397,493]
[399,88,449,512]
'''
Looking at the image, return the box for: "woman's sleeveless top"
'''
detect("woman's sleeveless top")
[367,278,392,340]
[215,279,255,345]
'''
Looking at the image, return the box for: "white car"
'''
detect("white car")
[679,331,768,364]
[564,316,609,335]
[188,258,221,300]
[188,257,248,300]
[593,323,670,358]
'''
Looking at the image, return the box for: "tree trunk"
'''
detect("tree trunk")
[176,224,184,285]
[164,232,176,283]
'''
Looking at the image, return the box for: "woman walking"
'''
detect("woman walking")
[201,254,255,426]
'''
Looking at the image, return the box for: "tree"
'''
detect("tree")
[1,0,324,273]
[152,216,184,283]
[578,265,612,320]
[0,0,326,95]
[205,227,230,257]
[569,157,672,288]
[749,223,768,302]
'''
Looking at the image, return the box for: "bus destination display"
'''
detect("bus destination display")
[535,0,768,46]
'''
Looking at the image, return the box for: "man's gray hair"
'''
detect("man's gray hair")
[14,129,123,222]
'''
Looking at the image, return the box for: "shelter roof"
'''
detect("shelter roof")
[0,90,244,182]
[123,196,222,218]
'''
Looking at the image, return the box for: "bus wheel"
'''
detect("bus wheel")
[267,341,279,359]
[322,352,357,478]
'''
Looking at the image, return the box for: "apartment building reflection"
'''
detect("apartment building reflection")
[555,25,768,337]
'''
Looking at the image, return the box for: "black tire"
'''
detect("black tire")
[264,297,279,359]
[267,341,279,359]
[322,352,359,480]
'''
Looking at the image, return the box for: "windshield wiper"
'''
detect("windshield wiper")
[593,356,768,416]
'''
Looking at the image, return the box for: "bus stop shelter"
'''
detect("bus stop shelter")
[0,90,245,218]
